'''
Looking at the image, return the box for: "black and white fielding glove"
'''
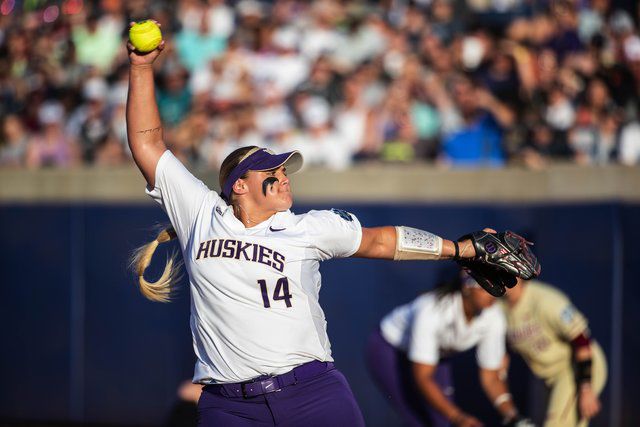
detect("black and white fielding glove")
[457,230,541,297]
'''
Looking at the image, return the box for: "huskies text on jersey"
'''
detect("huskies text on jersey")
[196,238,286,273]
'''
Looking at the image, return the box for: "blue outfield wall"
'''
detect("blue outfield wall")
[0,202,637,426]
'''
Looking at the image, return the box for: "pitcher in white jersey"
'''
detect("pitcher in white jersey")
[125,25,506,427]
[366,273,532,427]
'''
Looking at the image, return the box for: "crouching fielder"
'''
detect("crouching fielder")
[502,280,607,427]
[126,30,506,427]
[366,273,531,427]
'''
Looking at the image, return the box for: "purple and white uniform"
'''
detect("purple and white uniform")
[381,292,506,370]
[367,292,506,427]
[146,151,365,426]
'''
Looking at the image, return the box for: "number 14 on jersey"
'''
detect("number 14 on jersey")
[258,277,293,308]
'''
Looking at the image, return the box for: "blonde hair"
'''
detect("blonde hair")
[131,146,258,302]
[130,226,181,302]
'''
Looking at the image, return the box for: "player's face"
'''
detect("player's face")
[245,166,293,211]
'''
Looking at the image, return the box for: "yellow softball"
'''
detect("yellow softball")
[129,20,162,53]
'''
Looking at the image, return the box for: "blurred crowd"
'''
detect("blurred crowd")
[1,0,640,170]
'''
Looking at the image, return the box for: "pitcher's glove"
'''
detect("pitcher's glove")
[456,231,541,297]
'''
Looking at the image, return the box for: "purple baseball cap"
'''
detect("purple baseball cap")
[221,147,303,201]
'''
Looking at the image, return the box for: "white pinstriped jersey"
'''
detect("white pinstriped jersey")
[146,151,363,384]
[380,292,506,370]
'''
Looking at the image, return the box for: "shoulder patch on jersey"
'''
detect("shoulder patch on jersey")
[560,306,576,324]
[331,208,353,222]
[215,206,223,216]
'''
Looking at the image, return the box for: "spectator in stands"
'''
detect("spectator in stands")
[295,94,352,170]
[0,0,639,169]
[175,10,227,72]
[71,12,122,72]
[157,64,192,128]
[519,120,573,169]
[618,114,640,166]
[0,114,29,167]
[429,0,461,46]
[378,79,419,162]
[437,75,515,167]
[333,75,374,159]
[569,78,621,165]
[25,101,79,168]
[295,56,342,105]
[547,0,584,60]
[205,0,235,39]
[67,77,111,162]
[94,131,127,166]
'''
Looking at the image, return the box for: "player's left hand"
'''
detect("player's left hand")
[578,384,601,419]
[456,230,541,297]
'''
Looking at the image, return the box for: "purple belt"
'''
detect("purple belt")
[204,360,334,399]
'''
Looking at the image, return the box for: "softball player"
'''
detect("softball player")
[366,273,530,427]
[126,32,487,427]
[502,279,607,427]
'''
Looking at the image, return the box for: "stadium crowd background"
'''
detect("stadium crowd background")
[1,0,640,171]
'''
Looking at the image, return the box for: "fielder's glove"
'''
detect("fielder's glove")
[457,230,541,297]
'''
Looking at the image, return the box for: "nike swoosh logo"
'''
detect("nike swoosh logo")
[269,227,286,232]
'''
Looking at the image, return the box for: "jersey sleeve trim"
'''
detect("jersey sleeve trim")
[144,149,172,200]
[344,221,363,258]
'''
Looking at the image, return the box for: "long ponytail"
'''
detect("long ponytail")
[131,146,257,302]
[130,226,181,302]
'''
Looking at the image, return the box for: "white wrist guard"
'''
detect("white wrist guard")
[394,226,443,261]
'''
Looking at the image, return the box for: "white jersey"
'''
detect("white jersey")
[146,151,363,384]
[380,292,506,370]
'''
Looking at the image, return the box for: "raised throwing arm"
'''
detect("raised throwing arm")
[126,22,167,187]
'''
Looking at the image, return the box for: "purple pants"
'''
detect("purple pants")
[197,364,365,426]
[365,328,454,427]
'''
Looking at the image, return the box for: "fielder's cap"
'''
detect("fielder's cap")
[222,147,303,201]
